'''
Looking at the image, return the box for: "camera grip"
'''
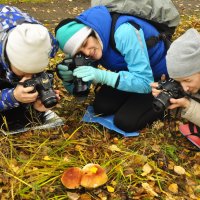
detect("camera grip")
[23,79,37,93]
[56,59,75,82]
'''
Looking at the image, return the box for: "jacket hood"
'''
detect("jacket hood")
[76,6,111,54]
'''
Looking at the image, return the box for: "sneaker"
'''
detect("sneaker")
[1,110,64,135]
[31,110,64,130]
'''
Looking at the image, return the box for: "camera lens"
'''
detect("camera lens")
[40,90,58,108]
[152,92,171,112]
[42,97,57,108]
[73,78,89,97]
[152,100,166,113]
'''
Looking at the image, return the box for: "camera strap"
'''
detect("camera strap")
[0,77,21,86]
[185,93,200,104]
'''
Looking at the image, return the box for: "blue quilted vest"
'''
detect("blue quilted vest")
[77,6,168,80]
[101,15,168,79]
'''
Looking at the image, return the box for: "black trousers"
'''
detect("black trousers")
[0,80,42,131]
[93,85,164,132]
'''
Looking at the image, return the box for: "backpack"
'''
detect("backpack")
[91,0,180,50]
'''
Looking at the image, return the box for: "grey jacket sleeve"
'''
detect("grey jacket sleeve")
[181,99,200,127]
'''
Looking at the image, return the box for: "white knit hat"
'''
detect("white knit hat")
[6,23,52,73]
[166,28,200,79]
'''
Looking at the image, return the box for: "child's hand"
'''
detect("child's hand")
[150,82,161,97]
[168,97,191,110]
[54,89,60,101]
[13,76,38,103]
[33,99,48,112]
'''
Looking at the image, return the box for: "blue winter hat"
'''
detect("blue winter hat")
[55,20,92,56]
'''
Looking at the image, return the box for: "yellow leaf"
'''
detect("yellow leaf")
[168,183,178,194]
[10,164,19,173]
[193,164,200,176]
[107,186,115,193]
[109,144,121,152]
[43,156,51,161]
[142,182,158,197]
[141,163,152,176]
[111,180,117,186]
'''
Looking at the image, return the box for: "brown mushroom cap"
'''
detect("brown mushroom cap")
[80,163,108,188]
[61,167,82,189]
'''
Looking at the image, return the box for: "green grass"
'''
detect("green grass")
[0,12,200,200]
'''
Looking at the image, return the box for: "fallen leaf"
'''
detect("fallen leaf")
[142,182,158,197]
[80,193,92,200]
[107,185,115,193]
[193,164,200,176]
[168,183,178,194]
[174,166,186,175]
[109,144,121,152]
[43,156,51,161]
[67,192,80,200]
[141,163,152,176]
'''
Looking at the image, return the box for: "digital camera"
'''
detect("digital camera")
[59,53,95,97]
[152,78,185,112]
[23,72,57,108]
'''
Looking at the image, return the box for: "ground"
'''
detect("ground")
[8,0,200,29]
[1,1,200,200]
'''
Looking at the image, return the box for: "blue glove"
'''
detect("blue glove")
[73,66,119,88]
[57,64,74,94]
[57,64,73,82]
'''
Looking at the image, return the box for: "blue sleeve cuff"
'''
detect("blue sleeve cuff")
[0,88,20,111]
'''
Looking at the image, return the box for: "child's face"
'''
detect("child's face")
[10,65,33,78]
[77,35,102,60]
[175,73,200,94]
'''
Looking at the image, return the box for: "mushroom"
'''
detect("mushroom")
[61,167,82,189]
[80,163,108,188]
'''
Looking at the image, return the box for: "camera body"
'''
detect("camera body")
[152,78,185,112]
[23,72,58,108]
[59,53,95,97]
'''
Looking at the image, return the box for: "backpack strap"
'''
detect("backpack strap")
[110,13,171,54]
[110,12,141,54]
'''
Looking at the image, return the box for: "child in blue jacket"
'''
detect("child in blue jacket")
[55,6,168,132]
[0,5,62,132]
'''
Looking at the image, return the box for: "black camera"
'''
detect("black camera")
[59,53,95,97]
[152,78,185,113]
[23,72,58,108]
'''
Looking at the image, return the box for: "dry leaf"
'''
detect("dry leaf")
[109,144,121,152]
[152,144,161,152]
[142,182,158,197]
[67,192,80,200]
[80,193,92,200]
[174,166,186,175]
[168,183,178,194]
[193,164,200,176]
[141,163,152,176]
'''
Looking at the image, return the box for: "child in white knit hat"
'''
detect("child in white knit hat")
[151,28,200,148]
[0,5,63,133]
